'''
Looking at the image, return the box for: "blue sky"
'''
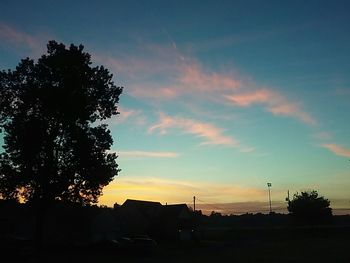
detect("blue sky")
[1,0,350,214]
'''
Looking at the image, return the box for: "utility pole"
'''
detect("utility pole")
[193,196,196,211]
[267,183,272,213]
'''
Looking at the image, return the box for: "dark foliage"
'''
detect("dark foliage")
[287,190,332,225]
[0,41,122,205]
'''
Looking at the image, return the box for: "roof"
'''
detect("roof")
[121,199,162,219]
[122,199,162,208]
[120,200,192,221]
[161,204,191,219]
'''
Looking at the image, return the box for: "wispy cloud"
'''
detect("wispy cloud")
[149,112,238,147]
[128,85,180,100]
[125,62,241,101]
[179,63,240,93]
[320,143,350,158]
[0,22,50,56]
[117,106,144,124]
[94,43,241,101]
[93,43,184,80]
[99,106,145,127]
[92,40,319,158]
[115,150,179,158]
[226,89,273,106]
[312,131,332,141]
[1,24,316,128]
[0,23,37,48]
[97,41,315,127]
[225,89,316,125]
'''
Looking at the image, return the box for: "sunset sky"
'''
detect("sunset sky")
[1,0,349,214]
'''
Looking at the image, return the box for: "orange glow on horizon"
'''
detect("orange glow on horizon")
[99,177,270,208]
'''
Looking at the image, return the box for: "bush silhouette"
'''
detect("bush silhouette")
[287,190,332,225]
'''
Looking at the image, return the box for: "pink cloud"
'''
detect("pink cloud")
[99,106,145,126]
[94,43,241,101]
[0,23,37,48]
[225,89,273,106]
[148,113,238,147]
[125,62,241,102]
[93,54,158,79]
[129,85,180,100]
[179,63,240,93]
[269,103,316,125]
[226,89,316,125]
[95,42,315,127]
[320,144,350,158]
[93,43,183,80]
[0,23,49,56]
[121,64,241,102]
[118,106,141,123]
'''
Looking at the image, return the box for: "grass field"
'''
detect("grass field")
[4,226,350,263]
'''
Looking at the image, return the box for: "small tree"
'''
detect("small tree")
[287,190,332,225]
[0,41,122,246]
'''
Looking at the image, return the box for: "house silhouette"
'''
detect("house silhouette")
[117,199,194,240]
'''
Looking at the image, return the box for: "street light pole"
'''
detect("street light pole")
[267,182,272,213]
[193,196,196,211]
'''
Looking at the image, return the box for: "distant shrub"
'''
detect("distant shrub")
[287,190,332,225]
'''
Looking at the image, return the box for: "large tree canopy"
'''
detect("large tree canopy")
[287,190,332,224]
[0,41,122,205]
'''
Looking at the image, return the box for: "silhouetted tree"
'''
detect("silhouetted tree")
[210,211,222,217]
[0,41,122,246]
[287,190,332,225]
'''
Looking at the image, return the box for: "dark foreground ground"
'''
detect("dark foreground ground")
[3,226,350,263]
